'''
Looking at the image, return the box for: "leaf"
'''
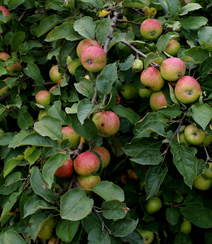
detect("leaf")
[0,67,7,77]
[101,200,127,220]
[17,105,33,130]
[92,181,125,202]
[88,229,111,244]
[170,141,198,188]
[34,115,63,140]
[11,31,25,52]
[111,218,139,237]
[179,3,202,16]
[0,230,27,244]
[0,133,16,146]
[166,0,180,18]
[77,99,97,124]
[181,16,208,30]
[109,33,126,50]
[83,212,102,234]
[3,158,26,178]
[24,63,45,86]
[173,232,192,244]
[180,46,209,64]
[74,78,95,99]
[96,15,111,44]
[156,32,179,52]
[198,26,212,45]
[119,54,134,71]
[8,0,25,9]
[199,56,212,78]
[79,0,103,7]
[121,230,144,244]
[166,207,180,225]
[73,16,95,39]
[191,104,212,130]
[60,188,93,221]
[24,147,41,166]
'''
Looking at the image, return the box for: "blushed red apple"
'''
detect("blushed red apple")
[77,175,101,189]
[55,158,74,178]
[66,56,81,75]
[92,146,111,168]
[140,19,162,40]
[0,6,11,24]
[49,65,63,84]
[149,91,169,111]
[0,51,10,61]
[76,39,101,58]
[164,39,181,56]
[61,126,80,149]
[35,90,51,106]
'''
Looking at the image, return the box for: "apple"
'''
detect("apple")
[180,219,192,234]
[6,62,22,73]
[92,146,111,168]
[174,133,190,147]
[132,59,143,73]
[140,67,164,91]
[37,217,57,240]
[55,158,74,178]
[174,76,202,104]
[0,6,11,24]
[143,6,157,17]
[0,85,10,96]
[160,57,186,82]
[66,56,82,75]
[92,111,120,137]
[120,83,139,100]
[0,51,10,61]
[80,46,107,73]
[61,126,80,149]
[38,110,48,121]
[140,19,162,40]
[76,39,101,58]
[49,65,63,84]
[164,39,181,56]
[77,174,101,189]
[145,196,162,214]
[136,227,154,244]
[193,174,212,191]
[198,134,212,147]
[184,124,205,145]
[74,151,100,176]
[203,163,212,179]
[48,237,57,244]
[35,90,51,106]
[149,91,169,111]
[138,88,153,99]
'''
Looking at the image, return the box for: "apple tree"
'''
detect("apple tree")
[1,0,212,243]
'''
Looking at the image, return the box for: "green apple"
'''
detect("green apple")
[66,56,81,75]
[164,39,181,56]
[138,88,153,99]
[38,110,48,121]
[198,134,212,147]
[35,90,51,106]
[49,65,63,84]
[180,219,192,234]
[145,196,162,214]
[142,6,157,17]
[120,83,139,100]
[77,174,101,189]
[61,126,80,149]
[38,217,57,240]
[149,91,169,111]
[136,227,154,244]
[193,174,212,191]
[203,163,212,179]
[184,124,205,145]
[132,59,143,73]
[174,133,190,147]
[140,19,162,40]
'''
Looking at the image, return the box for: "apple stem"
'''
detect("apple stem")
[203,143,211,163]
[131,8,144,16]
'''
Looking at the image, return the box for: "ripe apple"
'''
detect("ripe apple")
[164,39,181,56]
[180,219,192,234]
[193,174,212,191]
[38,110,48,121]
[140,19,162,40]
[74,151,100,176]
[92,111,120,137]
[6,62,22,73]
[149,91,168,111]
[174,76,202,104]
[37,217,57,240]
[49,65,63,84]
[61,126,80,149]
[66,56,82,75]
[138,88,153,99]
[35,90,51,106]
[184,124,205,145]
[160,57,186,82]
[0,51,10,61]
[76,39,101,58]
[80,46,107,73]
[132,59,143,73]
[145,196,162,214]
[203,163,212,179]
[0,6,11,24]
[55,158,74,178]
[140,67,164,91]
[136,227,154,244]
[77,175,101,189]
[92,146,110,168]
[120,83,139,100]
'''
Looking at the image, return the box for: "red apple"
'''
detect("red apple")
[140,19,162,40]
[55,158,74,178]
[49,65,63,84]
[140,67,165,91]
[61,126,80,149]
[184,124,205,145]
[76,39,101,58]
[74,151,100,176]
[92,146,111,168]
[81,46,107,73]
[66,56,81,75]
[6,62,22,73]
[35,90,51,106]
[164,39,181,56]
[0,6,11,25]
[0,51,10,61]
[174,76,202,104]
[149,91,169,111]
[92,111,120,137]
[77,174,101,189]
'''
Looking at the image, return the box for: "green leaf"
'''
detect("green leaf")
[96,16,111,45]
[109,33,126,50]
[156,32,179,52]
[17,105,33,130]
[24,63,45,86]
[73,16,95,39]
[0,230,27,244]
[74,78,95,99]
[0,133,15,146]
[199,56,212,78]
[3,158,26,178]
[198,26,212,45]
[173,232,192,244]
[119,54,134,71]
[60,188,94,221]
[83,212,102,234]
[166,207,180,225]
[191,104,212,130]
[92,181,125,202]
[179,3,202,16]
[77,99,97,124]
[181,16,208,30]
[88,229,111,244]
[24,147,41,165]
[121,230,144,244]
[11,32,25,52]
[0,67,7,77]
[167,0,179,18]
[101,200,127,220]
[180,46,209,64]
[111,218,139,237]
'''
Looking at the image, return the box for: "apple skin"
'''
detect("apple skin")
[66,56,81,75]
[55,158,74,178]
[38,110,48,121]
[0,51,10,61]
[76,39,101,58]
[184,124,205,145]
[0,127,4,136]
[92,111,120,137]
[149,91,168,111]
[38,217,57,240]
[77,175,101,189]
[0,6,11,24]
[120,83,139,100]
[35,90,51,106]
[145,196,162,214]
[61,126,80,149]
[193,174,212,191]
[92,146,111,168]
[198,134,212,147]
[74,151,100,176]
[140,19,162,40]
[138,88,153,99]
[6,62,22,73]
[174,133,190,147]
[174,76,202,104]
[49,65,63,84]
[180,219,192,235]
[140,67,164,92]
[132,59,143,73]
[164,39,181,56]
[136,227,154,244]
[0,85,10,96]
[160,57,186,82]
[80,46,107,73]
[203,163,212,179]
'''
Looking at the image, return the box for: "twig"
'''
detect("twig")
[203,143,211,163]
[117,19,141,26]
[131,7,144,16]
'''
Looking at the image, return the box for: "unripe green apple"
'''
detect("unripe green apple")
[0,6,11,24]
[184,124,205,145]
[136,227,154,244]
[120,83,139,100]
[145,196,162,214]
[66,56,81,75]
[61,126,80,149]
[35,90,51,106]
[198,134,212,147]
[0,85,10,96]
[142,6,157,17]
[55,158,74,178]
[164,39,181,56]
[180,219,192,235]
[92,146,111,168]
[77,175,101,189]
[38,110,48,121]
[37,217,57,240]
[138,88,153,99]
[76,39,101,58]
[193,174,212,191]
[149,91,169,111]
[132,59,143,73]
[49,65,63,84]
[203,163,212,179]
[140,19,162,40]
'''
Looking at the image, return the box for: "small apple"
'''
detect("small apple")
[6,62,22,73]
[92,111,120,137]
[180,219,192,234]
[92,146,111,168]
[49,65,63,84]
[149,91,169,111]
[38,110,48,121]
[174,133,190,147]
[203,163,212,179]
[120,83,139,100]
[160,57,186,82]
[37,217,57,240]
[145,196,162,214]
[140,19,162,40]
[142,6,157,17]
[0,85,10,96]
[80,46,107,73]
[55,158,74,178]
[164,39,181,56]
[198,134,212,147]
[140,67,164,91]
[184,124,205,145]
[66,56,82,75]
[77,175,101,189]
[193,174,212,191]
[48,237,57,244]
[61,126,80,149]
[0,6,11,24]
[76,39,101,58]
[132,59,143,73]
[136,227,154,244]
[138,88,153,99]
[0,51,10,61]
[35,90,51,106]
[74,151,100,176]
[174,76,202,104]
